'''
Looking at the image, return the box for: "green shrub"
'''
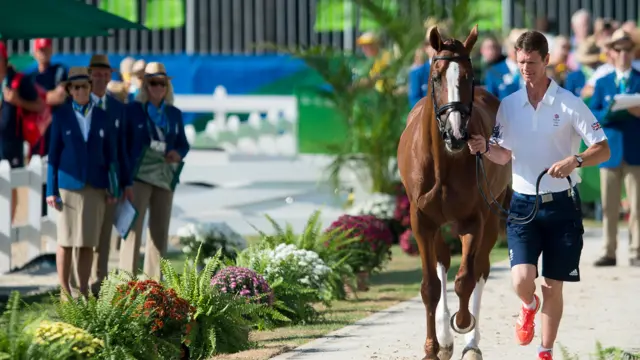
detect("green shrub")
[560,342,640,360]
[0,292,47,359]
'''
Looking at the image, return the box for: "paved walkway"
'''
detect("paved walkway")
[273,227,640,359]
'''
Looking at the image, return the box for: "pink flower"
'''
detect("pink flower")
[399,229,419,256]
[211,266,274,305]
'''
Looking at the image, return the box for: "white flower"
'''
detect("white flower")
[178,221,248,256]
[347,192,395,219]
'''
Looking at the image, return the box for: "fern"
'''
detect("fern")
[53,272,178,359]
[559,342,640,360]
[161,247,286,358]
[0,291,48,360]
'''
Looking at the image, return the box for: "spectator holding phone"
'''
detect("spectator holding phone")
[46,67,118,298]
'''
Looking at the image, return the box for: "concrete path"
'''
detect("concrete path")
[273,227,640,360]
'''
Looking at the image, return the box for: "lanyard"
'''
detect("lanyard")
[144,103,167,142]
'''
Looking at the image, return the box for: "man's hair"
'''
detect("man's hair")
[514,31,549,59]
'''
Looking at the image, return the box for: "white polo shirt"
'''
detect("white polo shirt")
[491,79,607,195]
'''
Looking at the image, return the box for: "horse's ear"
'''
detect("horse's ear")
[463,25,479,52]
[428,26,443,52]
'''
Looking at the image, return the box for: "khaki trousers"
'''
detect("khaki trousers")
[600,164,640,259]
[90,202,120,289]
[118,181,174,279]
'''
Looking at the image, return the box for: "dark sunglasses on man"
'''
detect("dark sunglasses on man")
[148,80,166,88]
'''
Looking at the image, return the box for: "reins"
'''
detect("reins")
[475,152,575,225]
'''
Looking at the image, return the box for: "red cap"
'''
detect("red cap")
[0,41,7,61]
[33,38,52,51]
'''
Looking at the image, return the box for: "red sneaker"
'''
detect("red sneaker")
[515,294,540,345]
[538,350,553,359]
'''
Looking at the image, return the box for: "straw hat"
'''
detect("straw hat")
[605,28,635,48]
[66,67,91,84]
[575,37,602,65]
[88,54,113,71]
[132,59,147,76]
[143,62,172,80]
[356,31,379,46]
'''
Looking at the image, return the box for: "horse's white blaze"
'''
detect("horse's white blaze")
[435,262,453,347]
[445,62,463,140]
[464,278,486,349]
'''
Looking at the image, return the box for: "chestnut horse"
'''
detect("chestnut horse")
[397,26,512,360]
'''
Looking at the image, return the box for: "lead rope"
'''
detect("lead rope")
[475,152,575,225]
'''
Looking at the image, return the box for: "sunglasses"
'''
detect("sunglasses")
[613,47,633,53]
[71,83,90,91]
[148,80,167,88]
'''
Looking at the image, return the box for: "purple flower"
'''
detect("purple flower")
[399,229,419,256]
[211,266,274,305]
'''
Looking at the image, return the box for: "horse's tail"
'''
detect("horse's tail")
[498,185,513,237]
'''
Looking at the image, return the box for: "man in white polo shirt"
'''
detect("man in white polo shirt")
[468,30,610,360]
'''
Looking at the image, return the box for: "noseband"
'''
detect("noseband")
[430,54,475,138]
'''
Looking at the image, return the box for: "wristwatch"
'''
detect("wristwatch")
[574,155,583,168]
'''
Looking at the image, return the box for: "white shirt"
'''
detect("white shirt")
[491,79,608,195]
[91,93,107,110]
[587,60,640,86]
[73,105,93,141]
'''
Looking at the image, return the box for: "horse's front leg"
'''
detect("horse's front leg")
[435,230,454,360]
[452,215,483,335]
[412,207,441,360]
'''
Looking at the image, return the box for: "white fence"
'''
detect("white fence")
[174,86,299,157]
[0,156,56,274]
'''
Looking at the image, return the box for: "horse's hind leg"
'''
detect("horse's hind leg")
[452,216,483,335]
[434,230,454,360]
[411,207,442,360]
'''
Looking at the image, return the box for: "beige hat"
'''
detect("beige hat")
[143,62,173,80]
[356,31,379,45]
[119,56,135,74]
[605,28,635,48]
[66,67,91,83]
[575,37,602,64]
[88,54,113,71]
[132,59,147,76]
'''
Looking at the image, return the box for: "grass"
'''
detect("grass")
[210,246,509,360]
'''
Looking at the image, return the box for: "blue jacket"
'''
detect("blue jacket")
[100,93,131,187]
[484,59,521,101]
[564,70,587,98]
[124,101,190,185]
[408,62,430,108]
[589,69,640,168]
[47,103,116,197]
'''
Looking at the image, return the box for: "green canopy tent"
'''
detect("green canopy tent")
[0,0,146,39]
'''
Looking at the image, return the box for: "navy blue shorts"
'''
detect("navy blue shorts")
[507,187,584,282]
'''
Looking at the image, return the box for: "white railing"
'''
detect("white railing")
[0,156,56,274]
[174,86,299,157]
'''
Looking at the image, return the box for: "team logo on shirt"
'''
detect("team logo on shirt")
[591,121,602,131]
[491,124,503,140]
[553,114,560,126]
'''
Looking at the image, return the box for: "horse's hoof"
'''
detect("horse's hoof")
[461,347,483,360]
[450,312,476,334]
[438,344,454,360]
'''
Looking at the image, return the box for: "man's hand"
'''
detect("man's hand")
[467,134,488,155]
[165,150,181,163]
[628,106,640,118]
[3,87,19,105]
[123,186,134,202]
[47,85,67,105]
[46,195,62,210]
[548,156,578,178]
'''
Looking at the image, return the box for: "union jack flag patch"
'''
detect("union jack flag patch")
[591,121,602,131]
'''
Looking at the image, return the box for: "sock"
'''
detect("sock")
[523,296,537,310]
[538,346,552,354]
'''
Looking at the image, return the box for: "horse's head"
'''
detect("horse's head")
[428,25,479,153]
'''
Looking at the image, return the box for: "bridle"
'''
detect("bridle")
[430,53,475,139]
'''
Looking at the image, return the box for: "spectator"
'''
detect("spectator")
[407,18,447,108]
[484,28,526,100]
[588,29,640,268]
[128,59,146,103]
[536,17,556,51]
[107,81,129,103]
[119,62,190,280]
[546,35,571,86]
[0,41,44,223]
[87,55,132,296]
[479,36,506,67]
[45,67,118,298]
[564,37,602,98]
[119,56,135,92]
[355,31,392,92]
[570,9,592,48]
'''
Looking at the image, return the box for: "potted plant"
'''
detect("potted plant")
[177,222,247,267]
[325,214,394,292]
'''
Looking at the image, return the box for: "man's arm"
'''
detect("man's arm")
[16,77,44,112]
[484,143,512,166]
[572,98,611,167]
[576,139,610,167]
[484,102,513,166]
